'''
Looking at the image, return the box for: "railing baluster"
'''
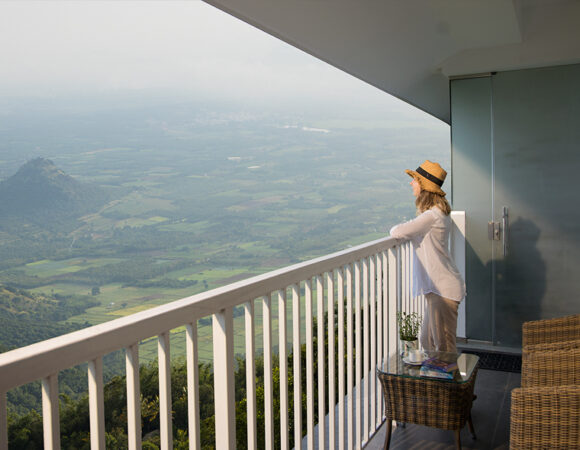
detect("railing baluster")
[376,253,384,423]
[388,247,399,358]
[88,357,105,449]
[399,244,404,313]
[186,322,201,450]
[401,243,406,312]
[409,242,415,314]
[382,252,389,365]
[362,258,369,443]
[1,391,7,450]
[213,308,235,449]
[369,255,377,436]
[316,274,326,450]
[327,271,336,450]
[402,243,407,312]
[408,242,413,312]
[158,332,173,450]
[416,251,422,317]
[355,260,362,450]
[397,245,402,314]
[263,296,274,449]
[305,280,314,450]
[292,284,302,450]
[407,242,412,311]
[126,343,141,450]
[346,264,354,450]
[244,301,257,450]
[278,290,289,450]
[42,373,60,450]
[402,243,408,312]
[337,268,345,450]
[408,242,412,311]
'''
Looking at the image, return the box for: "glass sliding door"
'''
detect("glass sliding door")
[491,64,580,347]
[450,76,494,344]
[451,63,580,348]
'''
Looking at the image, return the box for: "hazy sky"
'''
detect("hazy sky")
[0,1,444,124]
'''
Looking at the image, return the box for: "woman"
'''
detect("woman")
[390,160,465,353]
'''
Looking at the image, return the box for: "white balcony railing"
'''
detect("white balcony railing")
[0,212,465,449]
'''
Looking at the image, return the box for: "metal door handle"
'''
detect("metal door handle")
[502,207,509,256]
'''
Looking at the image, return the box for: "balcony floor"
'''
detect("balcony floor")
[364,369,521,449]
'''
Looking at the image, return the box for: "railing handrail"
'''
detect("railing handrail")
[0,235,400,393]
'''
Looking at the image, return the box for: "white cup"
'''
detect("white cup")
[408,349,423,363]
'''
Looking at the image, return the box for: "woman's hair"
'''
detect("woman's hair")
[415,189,451,215]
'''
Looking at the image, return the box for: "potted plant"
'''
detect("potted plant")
[397,311,422,357]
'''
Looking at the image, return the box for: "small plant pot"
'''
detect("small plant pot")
[396,312,422,357]
[400,338,419,358]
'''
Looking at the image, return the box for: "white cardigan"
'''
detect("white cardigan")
[390,207,466,302]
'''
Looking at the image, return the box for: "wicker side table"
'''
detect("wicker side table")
[377,352,479,450]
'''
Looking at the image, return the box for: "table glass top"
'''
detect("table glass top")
[378,351,480,383]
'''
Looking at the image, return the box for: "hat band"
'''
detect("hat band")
[416,167,443,187]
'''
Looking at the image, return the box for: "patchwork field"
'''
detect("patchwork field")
[0,99,449,363]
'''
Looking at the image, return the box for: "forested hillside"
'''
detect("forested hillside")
[7,337,330,449]
[0,285,95,348]
[0,285,108,416]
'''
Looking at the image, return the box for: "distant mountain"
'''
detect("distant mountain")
[0,158,109,229]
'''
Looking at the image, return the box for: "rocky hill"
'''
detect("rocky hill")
[0,158,109,230]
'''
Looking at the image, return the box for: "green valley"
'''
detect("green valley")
[0,97,448,417]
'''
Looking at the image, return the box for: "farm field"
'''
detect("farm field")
[0,97,449,360]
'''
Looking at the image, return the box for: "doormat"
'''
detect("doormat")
[458,349,521,373]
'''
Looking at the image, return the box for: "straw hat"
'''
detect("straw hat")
[405,160,447,196]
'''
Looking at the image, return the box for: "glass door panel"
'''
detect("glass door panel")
[492,65,580,347]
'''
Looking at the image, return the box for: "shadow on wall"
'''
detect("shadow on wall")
[493,217,545,347]
[465,217,546,347]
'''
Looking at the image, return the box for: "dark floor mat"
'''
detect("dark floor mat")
[458,349,522,373]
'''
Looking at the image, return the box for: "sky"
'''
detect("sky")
[0,0,445,123]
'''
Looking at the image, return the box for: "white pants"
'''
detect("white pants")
[420,293,459,353]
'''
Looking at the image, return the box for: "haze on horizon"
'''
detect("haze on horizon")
[0,0,446,125]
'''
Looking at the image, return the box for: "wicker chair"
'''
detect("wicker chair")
[511,385,580,449]
[378,367,478,450]
[522,313,580,347]
[510,314,580,449]
[522,338,580,356]
[521,347,580,388]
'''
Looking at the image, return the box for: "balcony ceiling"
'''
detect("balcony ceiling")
[203,0,580,123]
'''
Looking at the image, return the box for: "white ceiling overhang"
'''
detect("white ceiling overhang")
[202,0,580,123]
